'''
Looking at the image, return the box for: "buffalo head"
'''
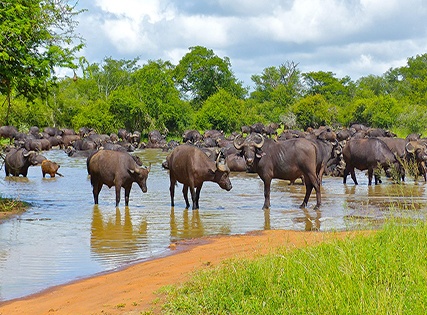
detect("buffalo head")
[129,164,151,193]
[212,153,232,191]
[233,133,265,167]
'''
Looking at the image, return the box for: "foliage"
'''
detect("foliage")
[1,30,427,137]
[162,220,427,314]
[292,94,334,129]
[0,0,84,124]
[173,46,248,108]
[71,99,115,134]
[196,89,245,133]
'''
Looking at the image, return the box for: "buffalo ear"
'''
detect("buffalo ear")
[256,150,266,159]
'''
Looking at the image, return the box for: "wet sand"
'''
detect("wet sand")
[0,229,370,315]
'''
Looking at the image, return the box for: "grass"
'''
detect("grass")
[0,197,29,219]
[160,219,427,314]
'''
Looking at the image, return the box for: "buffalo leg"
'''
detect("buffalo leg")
[367,168,374,185]
[92,181,102,204]
[124,186,131,206]
[262,179,271,210]
[195,184,203,209]
[343,168,349,184]
[302,173,321,209]
[350,168,358,185]
[182,185,190,208]
[169,176,176,207]
[115,185,121,207]
[189,186,197,210]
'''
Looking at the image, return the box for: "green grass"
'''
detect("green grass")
[0,197,29,216]
[160,220,427,314]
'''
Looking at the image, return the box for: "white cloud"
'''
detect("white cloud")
[73,0,427,88]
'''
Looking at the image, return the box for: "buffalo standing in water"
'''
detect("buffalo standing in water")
[166,144,232,210]
[87,150,150,206]
[234,133,321,209]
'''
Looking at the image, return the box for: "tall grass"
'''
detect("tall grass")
[161,220,427,314]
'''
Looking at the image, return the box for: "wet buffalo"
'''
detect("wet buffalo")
[4,148,39,177]
[342,138,404,185]
[166,144,232,210]
[87,150,150,206]
[41,160,63,178]
[234,134,321,209]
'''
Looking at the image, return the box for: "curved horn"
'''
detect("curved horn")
[406,141,418,154]
[233,134,244,150]
[216,153,230,172]
[146,162,151,173]
[253,133,265,149]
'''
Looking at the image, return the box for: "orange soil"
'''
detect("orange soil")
[0,229,370,315]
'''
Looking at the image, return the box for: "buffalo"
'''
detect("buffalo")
[4,148,39,177]
[166,144,232,210]
[41,160,63,178]
[234,134,321,209]
[87,150,150,206]
[342,138,405,185]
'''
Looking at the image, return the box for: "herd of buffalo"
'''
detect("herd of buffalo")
[1,123,427,210]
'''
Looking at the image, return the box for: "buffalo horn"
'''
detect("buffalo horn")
[215,152,230,172]
[23,150,36,157]
[233,134,244,150]
[253,133,265,149]
[405,141,418,153]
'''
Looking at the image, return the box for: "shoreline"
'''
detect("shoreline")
[0,229,371,315]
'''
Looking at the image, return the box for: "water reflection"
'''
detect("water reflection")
[90,205,148,265]
[170,208,205,241]
[2,150,427,302]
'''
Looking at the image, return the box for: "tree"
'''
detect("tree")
[251,61,302,105]
[173,46,247,108]
[302,71,354,107]
[0,0,84,124]
[88,57,139,101]
[196,89,244,133]
[126,60,191,134]
[292,94,333,130]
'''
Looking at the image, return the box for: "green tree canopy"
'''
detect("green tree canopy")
[0,0,84,124]
[173,46,247,108]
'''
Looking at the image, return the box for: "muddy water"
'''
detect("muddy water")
[0,148,426,301]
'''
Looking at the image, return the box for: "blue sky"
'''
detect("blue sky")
[72,0,427,90]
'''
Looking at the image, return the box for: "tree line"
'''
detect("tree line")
[2,2,427,140]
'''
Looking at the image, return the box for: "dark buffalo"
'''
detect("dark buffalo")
[0,125,18,142]
[4,148,38,177]
[166,144,232,210]
[264,123,280,138]
[342,138,404,185]
[41,160,63,178]
[234,134,321,209]
[405,141,427,181]
[182,129,202,144]
[87,150,150,206]
[308,130,340,182]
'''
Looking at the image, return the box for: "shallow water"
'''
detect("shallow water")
[0,148,426,301]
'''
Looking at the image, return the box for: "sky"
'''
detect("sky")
[72,0,427,90]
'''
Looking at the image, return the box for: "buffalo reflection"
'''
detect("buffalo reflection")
[90,205,148,264]
[170,208,205,241]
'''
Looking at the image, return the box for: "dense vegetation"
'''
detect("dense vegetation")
[161,219,427,314]
[2,1,427,139]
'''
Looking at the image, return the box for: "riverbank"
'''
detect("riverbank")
[0,229,370,315]
[0,198,28,222]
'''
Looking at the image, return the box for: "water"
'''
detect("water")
[0,148,426,301]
